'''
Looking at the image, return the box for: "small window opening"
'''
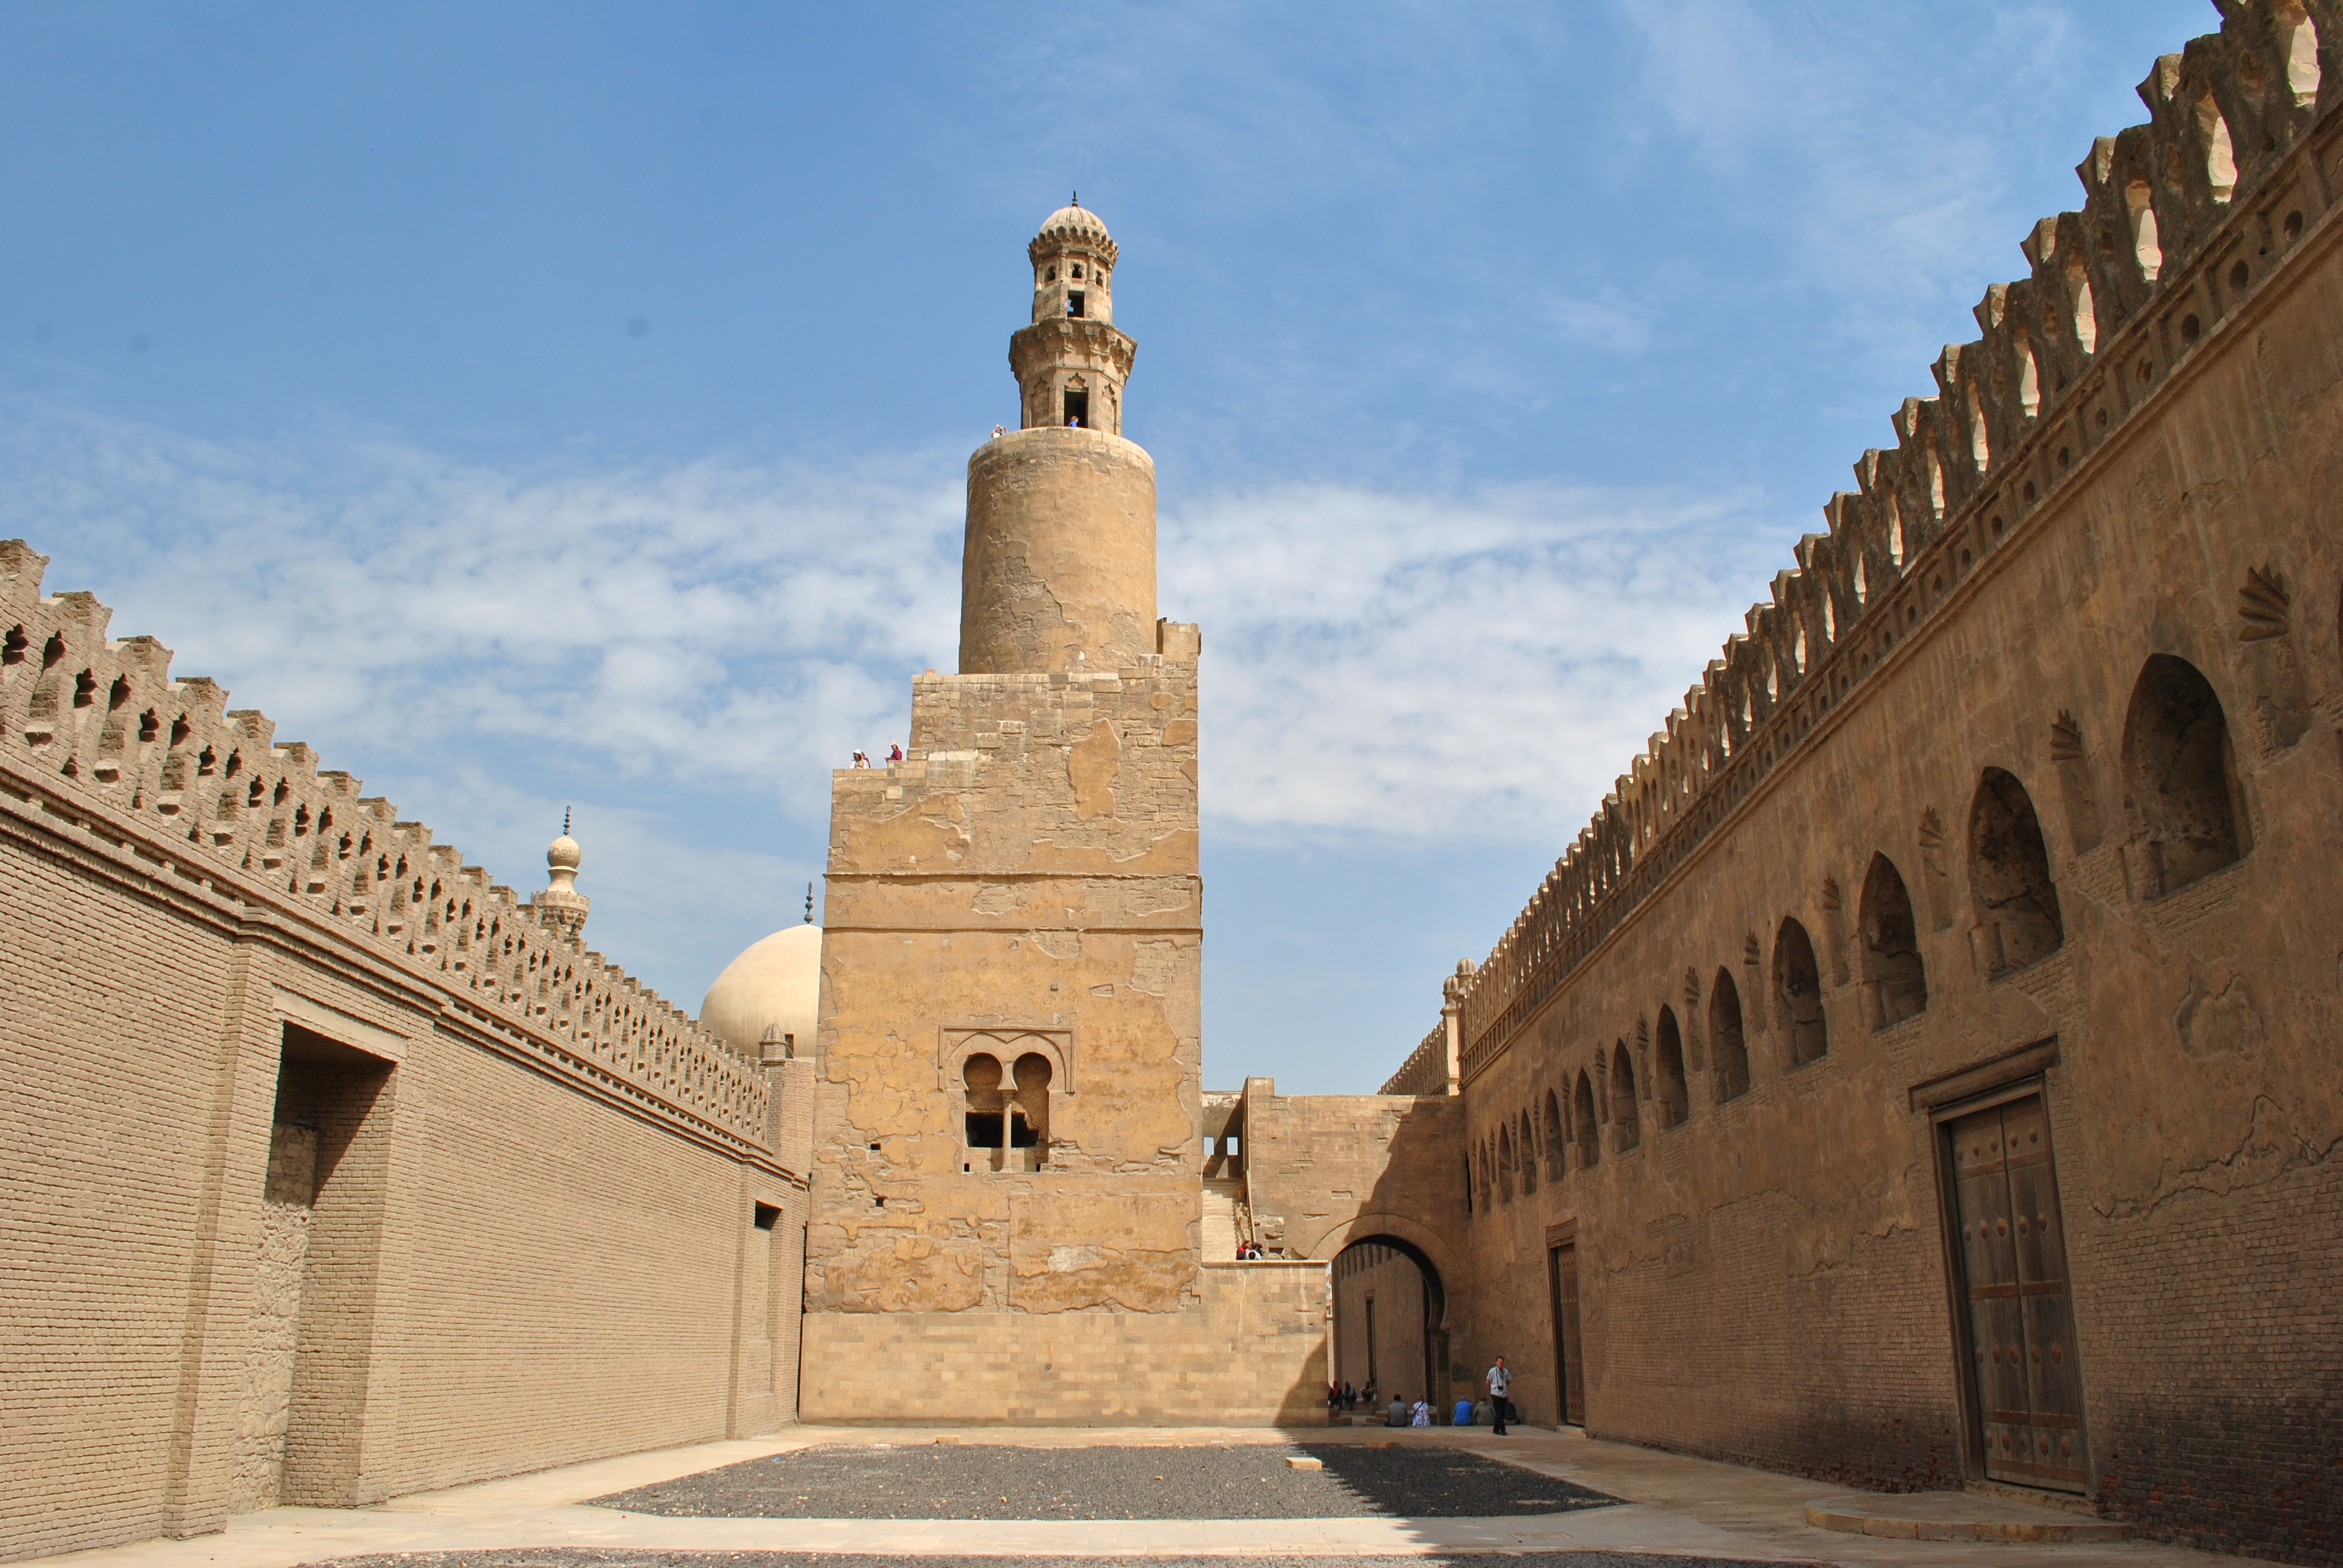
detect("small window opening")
[753,1202,779,1230]
[1066,290,1086,318]
[1062,389,1089,426]
[1070,264,1083,279]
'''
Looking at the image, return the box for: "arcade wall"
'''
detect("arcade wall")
[1392,5,2343,1559]
[0,554,809,1562]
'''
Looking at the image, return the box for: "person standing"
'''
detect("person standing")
[1486,1356,1513,1436]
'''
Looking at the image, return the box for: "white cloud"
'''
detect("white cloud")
[3,401,1791,861]
[1166,480,1777,840]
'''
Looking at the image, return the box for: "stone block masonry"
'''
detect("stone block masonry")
[799,1262,1327,1425]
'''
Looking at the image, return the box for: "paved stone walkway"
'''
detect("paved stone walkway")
[14,1426,2240,1568]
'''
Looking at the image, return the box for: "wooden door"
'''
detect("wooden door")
[1945,1094,2088,1491]
[1548,1243,1585,1426]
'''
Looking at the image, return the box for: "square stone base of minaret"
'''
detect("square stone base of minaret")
[801,641,1288,1420]
[798,1263,1328,1425]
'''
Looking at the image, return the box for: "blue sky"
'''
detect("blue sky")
[1,1,2212,1091]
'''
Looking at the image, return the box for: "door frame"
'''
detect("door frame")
[1545,1218,1580,1428]
[1923,1057,2091,1490]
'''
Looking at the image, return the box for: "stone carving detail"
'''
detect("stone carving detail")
[2236,565,2312,748]
[2174,965,2266,1059]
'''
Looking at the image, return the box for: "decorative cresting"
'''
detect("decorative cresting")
[1015,200,1133,435]
[1440,0,2338,1085]
[962,203,1160,676]
[0,541,768,1148]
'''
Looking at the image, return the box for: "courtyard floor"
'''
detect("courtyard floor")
[18,1425,2244,1568]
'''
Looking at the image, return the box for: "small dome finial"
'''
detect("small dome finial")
[805,881,814,924]
[537,809,589,936]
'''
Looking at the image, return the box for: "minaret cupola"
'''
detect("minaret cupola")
[1012,198,1136,435]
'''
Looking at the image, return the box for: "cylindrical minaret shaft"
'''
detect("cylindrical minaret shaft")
[961,203,1157,676]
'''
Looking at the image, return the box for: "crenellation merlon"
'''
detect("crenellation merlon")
[0,538,764,1142]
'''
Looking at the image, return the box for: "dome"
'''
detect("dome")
[700,923,822,1056]
[1035,203,1110,246]
[546,834,582,872]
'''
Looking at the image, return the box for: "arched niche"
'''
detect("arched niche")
[1775,917,1828,1065]
[1542,1088,1566,1181]
[1968,768,2065,974]
[1653,1007,1689,1129]
[1610,1042,1640,1152]
[1573,1071,1600,1169]
[1859,851,1928,1024]
[2120,654,2249,896]
[1709,966,1749,1102]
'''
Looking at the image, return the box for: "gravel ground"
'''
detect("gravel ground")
[589,1445,1620,1521]
[306,1553,1794,1568]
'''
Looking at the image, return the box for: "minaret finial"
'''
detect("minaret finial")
[805,881,814,924]
[536,812,589,938]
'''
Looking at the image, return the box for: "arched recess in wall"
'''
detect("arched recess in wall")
[1610,1042,1640,1152]
[2120,654,2249,897]
[1497,1124,1515,1204]
[1968,769,2064,975]
[1653,1007,1688,1129]
[1574,1071,1600,1169]
[1774,918,1828,1065]
[1518,1109,1538,1195]
[1543,1089,1565,1181]
[1709,967,1749,1102]
[1858,852,1928,1026]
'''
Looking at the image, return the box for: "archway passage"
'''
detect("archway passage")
[1330,1234,1449,1417]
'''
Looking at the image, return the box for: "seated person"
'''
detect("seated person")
[1473,1398,1493,1426]
[1386,1396,1408,1427]
[1453,1397,1475,1425]
[1411,1399,1432,1427]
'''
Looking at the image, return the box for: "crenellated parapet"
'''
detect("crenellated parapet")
[0,539,770,1150]
[1435,0,2342,1083]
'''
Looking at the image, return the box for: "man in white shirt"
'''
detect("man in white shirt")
[1486,1356,1512,1435]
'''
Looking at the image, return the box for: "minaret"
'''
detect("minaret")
[960,200,1157,676]
[803,204,1205,1420]
[533,809,589,938]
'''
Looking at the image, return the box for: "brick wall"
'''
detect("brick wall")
[0,720,811,1560]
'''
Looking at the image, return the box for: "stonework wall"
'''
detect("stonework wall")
[0,557,813,1563]
[1366,12,2343,1560]
[808,645,1205,1340]
[799,1261,1326,1425]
